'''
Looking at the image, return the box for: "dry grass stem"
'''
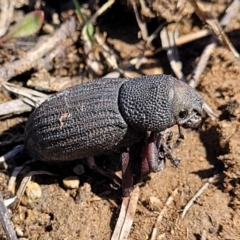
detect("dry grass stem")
[0,17,76,82]
[0,145,24,163]
[82,0,115,51]
[111,186,140,240]
[189,0,240,87]
[150,187,178,240]
[130,0,148,40]
[181,175,218,219]
[2,82,48,107]
[160,27,185,82]
[0,99,32,116]
[0,192,17,240]
[15,171,58,206]
[0,0,15,37]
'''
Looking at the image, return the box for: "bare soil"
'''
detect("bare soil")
[0,1,240,239]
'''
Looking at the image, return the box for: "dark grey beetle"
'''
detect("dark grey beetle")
[25,74,213,196]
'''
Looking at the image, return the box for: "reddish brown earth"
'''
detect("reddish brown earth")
[0,1,240,239]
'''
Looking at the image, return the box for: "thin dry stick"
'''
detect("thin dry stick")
[3,197,17,208]
[0,99,32,116]
[87,156,121,187]
[150,187,178,240]
[16,171,58,205]
[2,82,49,107]
[111,186,140,240]
[0,192,18,240]
[154,0,240,57]
[0,0,15,37]
[201,229,207,240]
[8,160,35,194]
[189,41,216,88]
[188,0,239,58]
[134,22,166,70]
[189,0,240,88]
[153,29,213,55]
[0,137,24,147]
[130,0,148,41]
[139,0,154,17]
[0,145,24,163]
[176,29,210,46]
[82,0,115,50]
[0,17,76,82]
[160,27,186,82]
[146,22,166,47]
[181,175,217,219]
[94,34,118,69]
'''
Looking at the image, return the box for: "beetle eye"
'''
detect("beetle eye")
[179,109,188,119]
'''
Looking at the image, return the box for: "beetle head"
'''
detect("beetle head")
[169,80,204,129]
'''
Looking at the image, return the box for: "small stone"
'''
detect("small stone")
[148,196,162,211]
[21,181,42,206]
[15,225,24,237]
[73,164,85,176]
[63,176,80,189]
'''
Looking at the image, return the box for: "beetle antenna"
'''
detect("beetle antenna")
[203,102,219,119]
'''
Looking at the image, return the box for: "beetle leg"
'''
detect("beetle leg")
[159,127,183,167]
[161,142,181,167]
[140,152,150,177]
[141,132,165,177]
[87,156,122,186]
[148,132,166,172]
[121,151,134,197]
[172,125,184,148]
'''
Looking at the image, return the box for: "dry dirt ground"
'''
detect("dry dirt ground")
[0,0,240,239]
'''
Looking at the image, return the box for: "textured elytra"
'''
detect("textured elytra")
[25,74,204,162]
[25,78,143,161]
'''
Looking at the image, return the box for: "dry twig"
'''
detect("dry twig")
[187,0,239,58]
[0,0,15,37]
[154,29,211,55]
[0,99,32,116]
[16,171,58,205]
[201,229,207,240]
[150,187,178,240]
[82,0,115,51]
[0,192,17,240]
[130,0,148,41]
[160,27,186,82]
[189,0,240,88]
[94,34,118,69]
[3,197,16,208]
[181,174,218,219]
[111,186,140,240]
[0,17,76,82]
[8,161,34,194]
[2,82,48,108]
[0,145,24,163]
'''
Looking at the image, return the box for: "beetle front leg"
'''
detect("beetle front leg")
[121,151,134,197]
[141,132,165,177]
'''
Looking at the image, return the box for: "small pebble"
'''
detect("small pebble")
[148,196,161,211]
[21,181,42,206]
[15,225,24,237]
[63,176,80,189]
[42,23,54,34]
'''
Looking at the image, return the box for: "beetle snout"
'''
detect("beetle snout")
[181,110,203,129]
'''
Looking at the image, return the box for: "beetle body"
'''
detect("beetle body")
[25,74,204,162]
